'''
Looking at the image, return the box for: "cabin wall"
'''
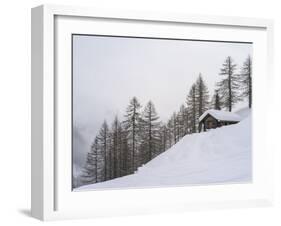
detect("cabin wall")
[205,116,218,129]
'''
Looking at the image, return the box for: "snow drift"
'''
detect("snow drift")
[76,110,252,191]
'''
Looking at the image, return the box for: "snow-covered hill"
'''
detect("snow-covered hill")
[76,109,252,191]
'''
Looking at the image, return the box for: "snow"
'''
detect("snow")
[199,109,241,122]
[235,107,251,119]
[76,109,252,191]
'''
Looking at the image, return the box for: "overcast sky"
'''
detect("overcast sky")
[72,35,252,170]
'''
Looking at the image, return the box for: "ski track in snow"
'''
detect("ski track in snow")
[76,109,252,191]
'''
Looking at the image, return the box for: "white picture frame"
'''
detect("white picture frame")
[31,4,274,221]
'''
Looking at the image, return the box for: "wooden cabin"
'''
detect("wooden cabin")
[198,110,241,132]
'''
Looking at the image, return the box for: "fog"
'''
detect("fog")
[72,35,252,174]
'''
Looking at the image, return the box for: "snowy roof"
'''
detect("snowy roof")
[199,109,241,122]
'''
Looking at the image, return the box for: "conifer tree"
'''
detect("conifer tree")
[170,112,179,143]
[240,55,252,108]
[182,106,189,135]
[166,118,174,148]
[212,89,221,110]
[160,124,168,152]
[141,101,161,161]
[177,105,188,139]
[97,120,109,181]
[217,56,241,111]
[118,124,130,176]
[187,84,197,133]
[81,137,99,184]
[109,116,120,179]
[196,74,210,117]
[123,97,142,172]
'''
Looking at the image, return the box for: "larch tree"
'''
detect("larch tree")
[159,124,168,153]
[196,74,210,117]
[109,116,121,179]
[166,118,174,148]
[177,105,188,139]
[212,89,221,110]
[123,97,142,173]
[182,106,189,136]
[97,120,109,181]
[171,112,179,143]
[186,84,197,133]
[81,137,99,185]
[118,123,130,176]
[141,101,161,161]
[240,55,252,108]
[217,56,241,112]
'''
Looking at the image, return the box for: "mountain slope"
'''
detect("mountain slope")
[76,111,252,191]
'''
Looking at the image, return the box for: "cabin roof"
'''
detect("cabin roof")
[199,109,241,122]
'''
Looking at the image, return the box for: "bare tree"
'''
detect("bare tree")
[123,97,142,172]
[187,84,197,133]
[109,116,121,179]
[211,89,221,110]
[196,73,210,117]
[240,55,252,108]
[141,101,161,161]
[217,56,241,111]
[81,137,99,185]
[97,120,109,181]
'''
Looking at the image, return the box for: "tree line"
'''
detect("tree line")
[76,55,252,188]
